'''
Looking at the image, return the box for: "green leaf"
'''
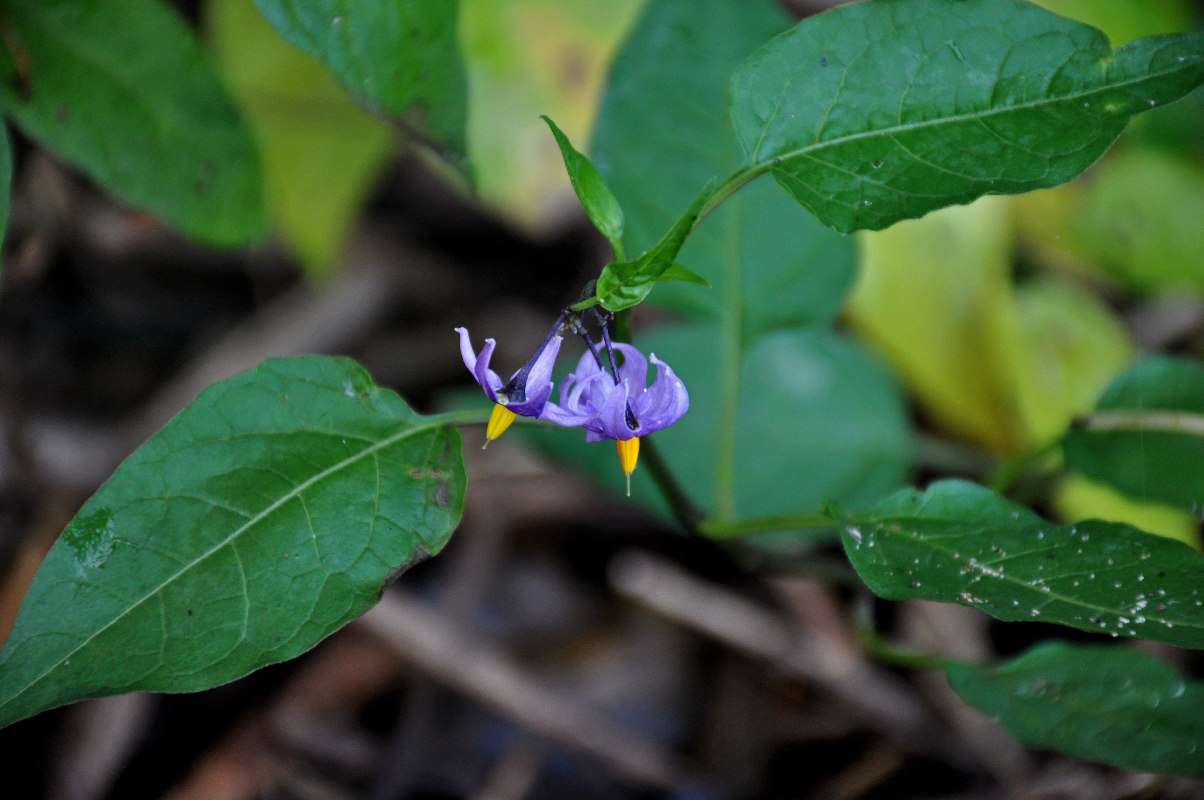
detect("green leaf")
[840,479,1204,648]
[594,0,855,337]
[0,0,264,246]
[541,115,624,254]
[850,199,1027,453]
[1064,357,1204,510]
[1069,148,1204,292]
[947,642,1204,777]
[208,0,397,276]
[0,357,465,729]
[658,263,709,287]
[594,181,713,312]
[730,0,1204,233]
[253,0,467,165]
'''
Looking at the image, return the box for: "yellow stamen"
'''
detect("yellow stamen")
[483,404,517,448]
[616,437,640,496]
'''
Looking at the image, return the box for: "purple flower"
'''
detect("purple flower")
[457,326,563,446]
[541,344,689,442]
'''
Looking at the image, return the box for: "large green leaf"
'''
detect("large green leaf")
[253,0,467,165]
[0,357,465,729]
[947,642,1204,777]
[839,480,1204,649]
[0,0,264,246]
[592,0,855,337]
[729,0,1204,233]
[1064,357,1204,510]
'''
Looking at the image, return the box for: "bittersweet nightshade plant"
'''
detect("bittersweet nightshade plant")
[2,0,1204,785]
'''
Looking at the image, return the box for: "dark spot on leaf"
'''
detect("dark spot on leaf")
[382,547,432,589]
[1159,572,1166,578]
[187,609,194,616]
[820,55,829,68]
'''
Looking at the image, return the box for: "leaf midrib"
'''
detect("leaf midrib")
[750,52,1198,168]
[0,417,447,714]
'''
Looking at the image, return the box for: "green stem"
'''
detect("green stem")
[569,163,770,314]
[642,437,705,535]
[692,163,771,234]
[699,511,836,539]
[858,624,948,672]
[988,438,1061,495]
[853,594,948,671]
[713,186,748,520]
[428,407,494,428]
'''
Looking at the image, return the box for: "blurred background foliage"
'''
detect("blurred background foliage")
[198,0,1204,545]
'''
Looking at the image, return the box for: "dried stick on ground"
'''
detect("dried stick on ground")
[360,590,686,790]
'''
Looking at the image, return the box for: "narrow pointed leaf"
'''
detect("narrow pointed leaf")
[253,0,467,166]
[947,642,1204,777]
[0,0,264,245]
[730,0,1204,233]
[1064,357,1204,510]
[542,115,624,253]
[838,480,1204,648]
[594,180,714,312]
[0,357,465,729]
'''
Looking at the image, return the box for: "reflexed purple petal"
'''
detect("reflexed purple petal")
[455,327,502,402]
[634,355,689,433]
[611,343,648,390]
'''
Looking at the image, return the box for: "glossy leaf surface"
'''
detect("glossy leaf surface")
[948,642,1204,777]
[840,480,1204,648]
[730,0,1204,232]
[0,0,264,245]
[0,357,465,729]
[1064,357,1204,510]
[254,0,467,164]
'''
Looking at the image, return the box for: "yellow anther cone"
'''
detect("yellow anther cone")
[483,404,517,448]
[616,437,640,496]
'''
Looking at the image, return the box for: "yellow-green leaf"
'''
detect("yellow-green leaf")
[208,0,396,276]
